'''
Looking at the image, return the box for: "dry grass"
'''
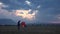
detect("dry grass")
[0,25,58,34]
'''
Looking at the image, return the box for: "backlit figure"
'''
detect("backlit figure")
[17,20,20,30]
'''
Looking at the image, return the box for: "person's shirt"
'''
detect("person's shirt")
[21,22,26,27]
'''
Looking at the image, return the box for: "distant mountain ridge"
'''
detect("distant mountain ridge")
[0,19,16,25]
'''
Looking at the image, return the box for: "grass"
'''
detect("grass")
[0,24,58,34]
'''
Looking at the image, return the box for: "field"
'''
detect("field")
[0,24,59,34]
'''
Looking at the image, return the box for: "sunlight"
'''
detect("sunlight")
[15,10,37,20]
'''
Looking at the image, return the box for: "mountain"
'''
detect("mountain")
[0,19,16,25]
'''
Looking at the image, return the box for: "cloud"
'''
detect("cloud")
[0,2,12,18]
[37,5,40,9]
[0,2,3,5]
[0,1,39,23]
[0,8,15,18]
[50,14,60,23]
[15,9,38,20]
[0,2,20,22]
[28,9,32,12]
[0,2,8,8]
[25,0,31,6]
[0,2,38,23]
[0,0,60,24]
[55,14,60,19]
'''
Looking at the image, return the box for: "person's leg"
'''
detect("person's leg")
[23,25,27,32]
[20,25,23,31]
[24,27,27,32]
[18,26,19,30]
[20,25,26,32]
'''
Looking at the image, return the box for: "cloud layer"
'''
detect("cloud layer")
[0,0,60,24]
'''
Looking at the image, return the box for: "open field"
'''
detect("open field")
[0,24,59,34]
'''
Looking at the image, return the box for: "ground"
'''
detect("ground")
[0,24,59,34]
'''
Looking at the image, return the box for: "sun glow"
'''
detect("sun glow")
[15,10,38,20]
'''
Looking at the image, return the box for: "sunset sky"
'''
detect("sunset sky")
[0,0,60,24]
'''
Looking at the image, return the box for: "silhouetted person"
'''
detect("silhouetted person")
[17,20,21,30]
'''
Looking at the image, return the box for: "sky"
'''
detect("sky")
[0,0,60,24]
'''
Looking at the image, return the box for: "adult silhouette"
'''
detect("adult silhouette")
[17,20,21,30]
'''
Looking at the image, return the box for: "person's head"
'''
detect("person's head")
[22,21,25,23]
